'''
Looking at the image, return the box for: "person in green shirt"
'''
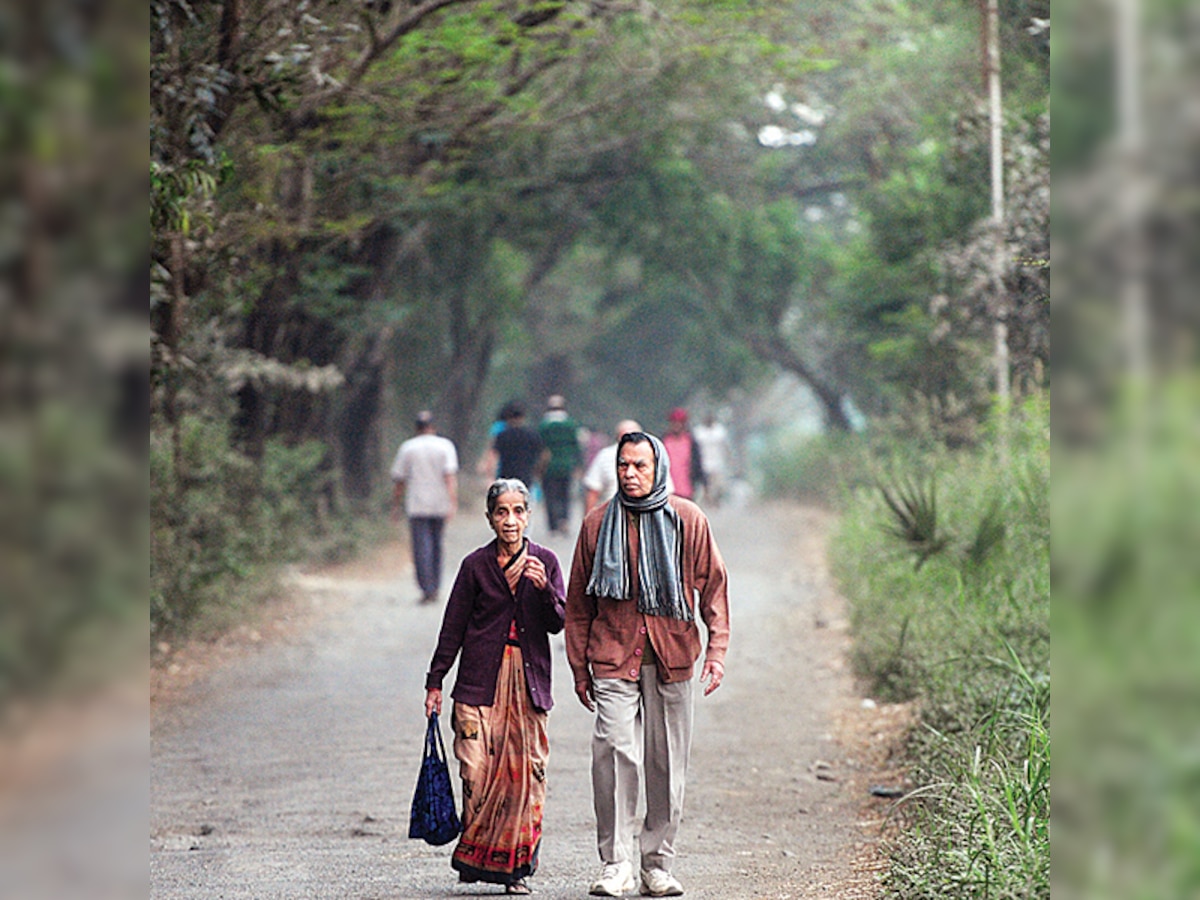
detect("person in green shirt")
[537,394,583,535]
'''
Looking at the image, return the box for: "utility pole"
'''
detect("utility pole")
[985,0,1010,414]
[1116,0,1148,482]
[1117,0,1148,386]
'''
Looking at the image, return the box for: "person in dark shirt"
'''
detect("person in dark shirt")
[492,403,547,489]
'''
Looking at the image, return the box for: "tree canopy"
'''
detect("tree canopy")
[151,0,1050,625]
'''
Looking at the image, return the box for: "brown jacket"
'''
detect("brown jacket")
[565,495,730,687]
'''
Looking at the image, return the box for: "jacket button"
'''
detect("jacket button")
[639,626,647,634]
[634,648,642,656]
[629,668,638,678]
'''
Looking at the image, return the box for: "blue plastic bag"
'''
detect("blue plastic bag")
[408,712,461,846]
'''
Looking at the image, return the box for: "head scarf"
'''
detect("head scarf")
[586,433,692,622]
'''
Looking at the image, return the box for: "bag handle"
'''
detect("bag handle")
[426,711,449,763]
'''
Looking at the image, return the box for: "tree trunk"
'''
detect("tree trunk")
[443,291,498,451]
[747,334,853,432]
[337,334,386,501]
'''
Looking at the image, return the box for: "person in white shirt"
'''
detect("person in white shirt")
[582,420,640,514]
[692,413,731,508]
[390,410,459,603]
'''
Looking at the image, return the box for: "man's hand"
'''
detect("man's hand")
[700,660,724,696]
[574,678,595,712]
[424,688,442,718]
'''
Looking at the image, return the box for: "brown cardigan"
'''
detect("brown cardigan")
[565,495,730,688]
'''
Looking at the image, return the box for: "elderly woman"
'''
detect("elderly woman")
[424,479,566,895]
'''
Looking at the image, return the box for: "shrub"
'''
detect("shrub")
[0,403,145,700]
[755,429,876,505]
[1052,380,1200,898]
[150,416,347,638]
[830,394,1049,898]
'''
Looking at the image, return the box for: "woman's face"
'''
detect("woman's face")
[488,490,529,546]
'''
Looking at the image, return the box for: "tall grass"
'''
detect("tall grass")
[1052,379,1200,898]
[819,396,1049,898]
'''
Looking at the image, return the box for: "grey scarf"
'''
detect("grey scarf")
[586,433,692,622]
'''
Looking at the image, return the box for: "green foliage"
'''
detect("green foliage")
[830,395,1049,897]
[755,430,876,506]
[147,0,1048,667]
[1053,379,1200,898]
[877,475,953,570]
[892,648,1050,899]
[0,404,145,701]
[151,417,346,638]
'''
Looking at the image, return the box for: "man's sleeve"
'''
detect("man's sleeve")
[581,452,604,492]
[690,511,729,666]
[389,446,407,482]
[564,524,598,686]
[426,560,473,690]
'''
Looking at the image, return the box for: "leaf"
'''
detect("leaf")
[878,475,952,570]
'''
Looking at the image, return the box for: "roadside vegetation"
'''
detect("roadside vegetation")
[150,417,383,640]
[1052,381,1200,898]
[762,395,1049,898]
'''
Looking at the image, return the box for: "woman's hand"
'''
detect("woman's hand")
[523,555,548,590]
[424,688,442,718]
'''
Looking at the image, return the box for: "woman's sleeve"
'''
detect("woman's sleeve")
[536,549,567,635]
[425,560,474,690]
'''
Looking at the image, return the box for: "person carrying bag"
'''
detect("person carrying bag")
[409,711,461,846]
[421,479,567,895]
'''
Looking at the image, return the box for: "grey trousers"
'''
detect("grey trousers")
[591,665,695,872]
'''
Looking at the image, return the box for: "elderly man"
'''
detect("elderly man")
[565,432,730,897]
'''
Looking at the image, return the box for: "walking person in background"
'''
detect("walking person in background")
[660,408,705,502]
[538,394,583,535]
[582,419,649,514]
[692,413,731,508]
[476,400,517,479]
[390,410,458,604]
[493,403,547,494]
[566,432,730,897]
[424,479,567,895]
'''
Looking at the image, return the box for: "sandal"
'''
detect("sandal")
[506,879,531,894]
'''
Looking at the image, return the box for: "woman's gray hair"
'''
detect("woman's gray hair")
[486,478,531,515]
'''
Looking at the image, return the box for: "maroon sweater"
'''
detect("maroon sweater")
[425,539,566,712]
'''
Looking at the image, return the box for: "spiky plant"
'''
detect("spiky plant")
[962,496,1007,569]
[878,475,952,570]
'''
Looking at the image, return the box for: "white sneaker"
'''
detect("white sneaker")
[640,867,684,897]
[590,861,637,896]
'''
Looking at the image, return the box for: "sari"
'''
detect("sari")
[449,642,549,885]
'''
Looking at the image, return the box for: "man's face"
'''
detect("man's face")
[617,441,656,499]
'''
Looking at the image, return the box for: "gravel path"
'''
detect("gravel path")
[151,498,890,899]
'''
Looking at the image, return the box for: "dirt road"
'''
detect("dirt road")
[151,499,892,899]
